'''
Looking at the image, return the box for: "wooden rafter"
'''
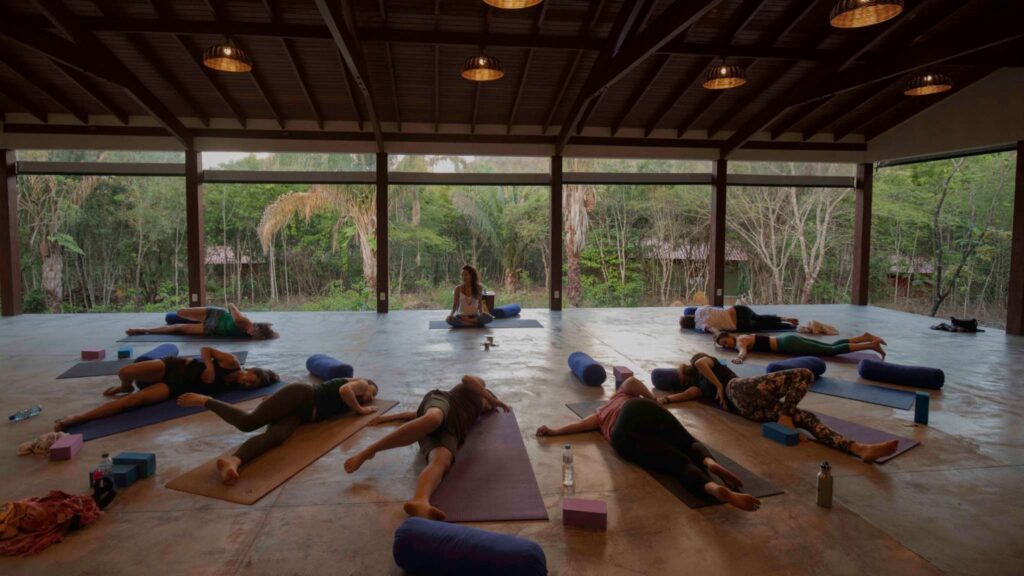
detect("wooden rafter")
[506,2,547,134]
[0,51,87,123]
[261,0,323,129]
[541,0,606,134]
[54,64,129,125]
[0,86,48,123]
[379,2,401,132]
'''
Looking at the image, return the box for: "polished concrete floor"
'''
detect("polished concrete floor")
[0,305,1021,575]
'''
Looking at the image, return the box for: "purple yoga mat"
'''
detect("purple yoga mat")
[830,351,883,364]
[430,410,549,522]
[808,412,919,464]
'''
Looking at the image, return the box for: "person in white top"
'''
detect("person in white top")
[680,305,798,333]
[445,265,493,328]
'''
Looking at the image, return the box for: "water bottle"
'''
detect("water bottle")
[8,405,42,422]
[562,444,575,490]
[816,461,833,508]
[98,453,114,477]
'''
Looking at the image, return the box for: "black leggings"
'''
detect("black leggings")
[733,305,789,331]
[205,383,316,464]
[608,398,714,496]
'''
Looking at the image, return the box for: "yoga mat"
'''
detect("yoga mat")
[808,412,919,464]
[428,319,544,330]
[430,410,549,522]
[566,401,784,508]
[118,334,254,343]
[731,364,915,410]
[831,351,883,364]
[166,399,397,505]
[64,379,288,441]
[57,351,249,379]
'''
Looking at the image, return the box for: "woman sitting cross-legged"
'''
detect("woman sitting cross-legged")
[445,265,493,328]
[536,376,761,512]
[657,352,898,463]
[343,375,509,520]
[714,330,886,364]
[126,303,278,340]
[177,377,379,485]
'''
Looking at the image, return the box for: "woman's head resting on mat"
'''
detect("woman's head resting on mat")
[236,367,279,389]
[680,315,696,330]
[350,378,378,404]
[713,330,738,350]
[247,322,279,340]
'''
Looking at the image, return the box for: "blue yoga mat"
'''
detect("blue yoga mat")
[64,380,286,441]
[732,364,915,410]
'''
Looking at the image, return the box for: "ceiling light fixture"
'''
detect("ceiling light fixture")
[904,72,953,96]
[830,0,904,28]
[702,63,746,90]
[203,41,252,73]
[461,53,504,82]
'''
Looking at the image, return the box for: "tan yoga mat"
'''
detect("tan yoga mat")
[166,399,398,504]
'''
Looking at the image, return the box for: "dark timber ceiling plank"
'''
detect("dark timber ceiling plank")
[261,0,323,129]
[0,86,48,123]
[0,51,87,123]
[610,54,670,135]
[542,0,605,135]
[433,0,440,133]
[55,63,130,125]
[506,2,547,134]
[379,2,401,132]
[471,7,493,135]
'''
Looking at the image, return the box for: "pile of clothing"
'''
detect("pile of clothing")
[930,317,985,333]
[0,491,101,556]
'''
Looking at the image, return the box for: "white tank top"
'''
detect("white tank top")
[695,306,735,332]
[458,289,480,315]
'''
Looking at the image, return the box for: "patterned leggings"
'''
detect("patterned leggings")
[725,368,854,453]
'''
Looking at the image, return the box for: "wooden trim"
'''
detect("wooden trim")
[727,174,855,189]
[389,172,549,186]
[0,150,22,316]
[710,158,726,307]
[852,162,873,306]
[185,150,206,307]
[203,170,375,184]
[376,152,388,313]
[563,172,712,185]
[1007,141,1024,335]
[16,161,184,176]
[550,155,563,311]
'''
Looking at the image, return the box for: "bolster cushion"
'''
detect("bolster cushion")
[306,354,354,381]
[682,306,697,316]
[165,312,199,325]
[492,304,522,319]
[393,517,547,576]
[568,352,606,387]
[766,356,827,379]
[135,344,179,363]
[651,368,682,391]
[858,359,945,390]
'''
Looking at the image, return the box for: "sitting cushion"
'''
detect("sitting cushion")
[135,344,179,363]
[568,352,606,387]
[393,517,547,576]
[492,304,522,319]
[682,306,697,316]
[165,312,199,325]
[766,356,826,379]
[306,354,354,381]
[858,359,944,390]
[651,368,682,391]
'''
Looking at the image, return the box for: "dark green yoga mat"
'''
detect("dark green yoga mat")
[57,351,249,379]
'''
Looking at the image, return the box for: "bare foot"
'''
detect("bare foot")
[103,384,132,396]
[344,449,374,474]
[54,416,78,432]
[125,329,145,335]
[706,460,743,491]
[403,500,447,520]
[864,332,887,345]
[871,342,887,360]
[855,440,899,463]
[708,484,761,512]
[777,414,796,429]
[216,456,241,485]
[177,392,211,408]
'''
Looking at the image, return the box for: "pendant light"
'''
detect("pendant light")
[203,40,252,73]
[702,63,746,90]
[461,53,504,82]
[904,72,953,96]
[830,0,904,28]
[484,0,543,8]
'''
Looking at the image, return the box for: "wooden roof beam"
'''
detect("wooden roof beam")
[261,0,323,129]
[55,64,130,125]
[541,0,605,135]
[506,2,548,134]
[0,86,48,123]
[0,52,87,123]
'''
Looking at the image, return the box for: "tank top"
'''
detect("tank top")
[457,288,481,315]
[312,378,352,421]
[694,306,736,331]
[751,335,773,353]
[690,353,738,401]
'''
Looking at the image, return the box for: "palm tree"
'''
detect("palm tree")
[564,158,597,307]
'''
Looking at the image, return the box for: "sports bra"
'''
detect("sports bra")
[751,335,773,353]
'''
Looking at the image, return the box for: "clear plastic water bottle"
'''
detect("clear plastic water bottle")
[816,461,833,508]
[98,453,114,477]
[562,444,575,490]
[8,405,42,422]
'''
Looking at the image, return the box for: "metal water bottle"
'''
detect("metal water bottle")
[816,461,833,508]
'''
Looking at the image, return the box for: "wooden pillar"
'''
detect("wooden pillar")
[1007,141,1024,335]
[185,150,206,307]
[376,152,389,313]
[709,158,726,307]
[1,150,23,316]
[550,155,563,311]
[852,162,873,306]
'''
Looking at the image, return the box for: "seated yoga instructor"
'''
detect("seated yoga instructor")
[126,303,278,340]
[714,330,886,364]
[343,374,508,520]
[657,352,898,463]
[177,377,379,485]
[681,305,798,333]
[54,348,277,431]
[536,376,760,511]
[445,265,492,328]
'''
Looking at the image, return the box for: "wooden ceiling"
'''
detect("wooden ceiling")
[0,0,1021,155]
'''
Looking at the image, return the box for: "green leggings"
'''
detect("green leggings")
[775,334,851,356]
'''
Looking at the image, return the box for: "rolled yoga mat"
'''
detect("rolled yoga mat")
[568,352,606,387]
[166,399,397,505]
[491,304,522,319]
[306,354,354,380]
[428,319,543,329]
[57,349,248,380]
[858,359,945,390]
[730,363,915,410]
[430,410,549,522]
[565,400,784,508]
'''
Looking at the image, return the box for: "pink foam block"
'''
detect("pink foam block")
[613,366,634,383]
[563,497,607,530]
[49,434,84,461]
[81,349,106,360]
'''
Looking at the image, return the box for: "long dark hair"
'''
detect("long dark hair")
[462,264,482,299]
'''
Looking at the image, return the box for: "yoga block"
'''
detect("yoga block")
[914,392,930,425]
[613,366,633,385]
[114,452,157,478]
[81,349,105,361]
[762,422,800,446]
[117,346,133,359]
[563,498,607,530]
[112,464,139,488]
[48,433,83,461]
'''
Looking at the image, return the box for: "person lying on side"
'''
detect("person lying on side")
[126,304,278,340]
[680,305,798,333]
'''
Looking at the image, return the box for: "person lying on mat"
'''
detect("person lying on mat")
[54,348,277,432]
[344,374,509,520]
[176,377,379,485]
[536,376,760,511]
[656,353,898,463]
[714,330,886,364]
[126,304,278,340]
[445,265,493,328]
[680,305,799,333]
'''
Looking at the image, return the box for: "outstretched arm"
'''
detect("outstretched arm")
[461,375,509,412]
[374,410,416,425]
[659,387,703,405]
[536,414,600,437]
[619,376,656,401]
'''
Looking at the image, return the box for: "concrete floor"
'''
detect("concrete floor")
[0,305,1021,575]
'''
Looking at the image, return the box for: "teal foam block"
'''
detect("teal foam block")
[914,392,930,425]
[112,464,139,488]
[762,422,799,446]
[114,452,157,478]
[117,346,133,359]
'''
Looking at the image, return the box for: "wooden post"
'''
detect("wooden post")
[550,155,563,311]
[852,162,873,306]
[709,158,726,307]
[1,150,22,316]
[1007,141,1024,335]
[185,150,206,307]
[376,152,389,313]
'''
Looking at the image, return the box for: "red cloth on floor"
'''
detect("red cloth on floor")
[0,491,101,556]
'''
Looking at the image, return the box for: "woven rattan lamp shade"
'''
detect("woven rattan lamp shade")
[702,64,746,90]
[484,0,543,8]
[203,42,252,73]
[904,73,953,96]
[830,0,904,28]
[462,54,504,82]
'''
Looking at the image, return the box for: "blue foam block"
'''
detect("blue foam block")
[112,463,138,488]
[492,304,522,319]
[858,359,945,390]
[135,343,179,363]
[117,346,133,359]
[683,306,697,316]
[914,392,930,425]
[165,312,199,325]
[651,367,682,391]
[113,452,156,478]
[762,422,799,446]
[568,352,606,387]
[766,356,826,379]
[306,354,354,381]
[393,517,547,576]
